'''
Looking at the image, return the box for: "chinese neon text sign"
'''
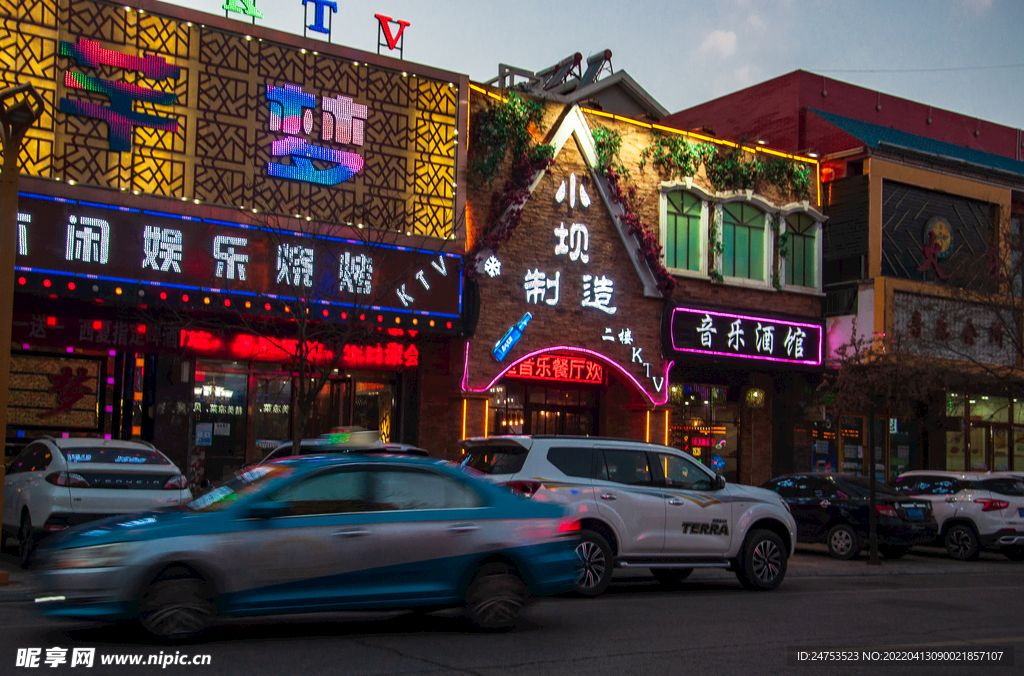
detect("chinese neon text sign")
[668,306,823,366]
[180,330,418,368]
[504,354,604,385]
[59,39,180,152]
[266,83,366,186]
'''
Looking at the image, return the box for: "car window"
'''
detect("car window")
[978,478,1024,497]
[10,444,53,474]
[547,447,594,479]
[60,446,170,464]
[833,476,902,498]
[656,453,712,490]
[272,469,372,516]
[373,468,482,510]
[188,465,294,512]
[597,450,652,486]
[897,476,960,495]
[764,478,799,499]
[460,445,528,475]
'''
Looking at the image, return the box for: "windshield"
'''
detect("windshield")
[62,447,170,465]
[460,445,528,475]
[833,476,901,498]
[186,465,293,512]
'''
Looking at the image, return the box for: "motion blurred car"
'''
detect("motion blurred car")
[892,470,1024,561]
[761,473,937,560]
[34,455,579,639]
[2,437,190,568]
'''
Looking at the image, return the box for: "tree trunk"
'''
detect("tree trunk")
[868,398,880,566]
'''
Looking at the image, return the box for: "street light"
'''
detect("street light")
[0,83,45,586]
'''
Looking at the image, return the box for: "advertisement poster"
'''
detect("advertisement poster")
[195,423,213,446]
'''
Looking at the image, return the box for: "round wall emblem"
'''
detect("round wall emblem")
[923,216,953,259]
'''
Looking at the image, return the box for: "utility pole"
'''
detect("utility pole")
[0,83,46,586]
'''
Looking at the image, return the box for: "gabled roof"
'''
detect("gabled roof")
[809,108,1024,181]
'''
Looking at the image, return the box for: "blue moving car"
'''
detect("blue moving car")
[35,455,579,639]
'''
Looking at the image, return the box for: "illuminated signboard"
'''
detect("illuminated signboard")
[180,330,418,369]
[8,354,102,431]
[665,306,823,367]
[505,354,604,385]
[14,194,462,325]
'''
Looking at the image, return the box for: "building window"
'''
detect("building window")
[785,212,818,288]
[665,191,704,273]
[722,202,766,281]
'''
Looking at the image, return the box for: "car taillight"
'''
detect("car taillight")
[974,499,1010,512]
[503,480,542,498]
[163,475,188,490]
[45,471,90,488]
[875,505,898,518]
[557,518,581,534]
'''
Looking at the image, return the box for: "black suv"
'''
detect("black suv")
[762,473,937,560]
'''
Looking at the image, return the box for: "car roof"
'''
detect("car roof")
[897,470,994,479]
[273,453,447,468]
[39,437,159,451]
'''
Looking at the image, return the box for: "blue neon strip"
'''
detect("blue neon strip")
[78,200,139,213]
[19,192,73,203]
[16,267,461,319]
[142,210,201,221]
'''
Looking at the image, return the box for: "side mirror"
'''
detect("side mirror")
[247,501,288,520]
[715,474,727,490]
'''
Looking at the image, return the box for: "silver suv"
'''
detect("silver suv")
[458,436,797,594]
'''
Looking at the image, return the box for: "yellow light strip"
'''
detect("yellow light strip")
[484,400,489,437]
[469,83,507,102]
[461,399,467,440]
[645,410,651,443]
[664,410,670,446]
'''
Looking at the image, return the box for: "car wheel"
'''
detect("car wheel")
[944,524,980,561]
[1002,547,1024,562]
[826,524,859,560]
[18,513,35,569]
[736,529,788,591]
[651,568,694,587]
[879,545,910,559]
[138,575,215,641]
[464,563,527,630]
[573,530,613,597]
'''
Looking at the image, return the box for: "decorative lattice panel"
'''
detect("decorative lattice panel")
[0,0,459,240]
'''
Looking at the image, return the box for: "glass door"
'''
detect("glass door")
[969,425,988,471]
[193,361,248,482]
[993,427,1010,471]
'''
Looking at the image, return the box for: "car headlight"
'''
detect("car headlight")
[52,543,134,570]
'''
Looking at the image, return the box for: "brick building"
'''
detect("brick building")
[664,70,1024,477]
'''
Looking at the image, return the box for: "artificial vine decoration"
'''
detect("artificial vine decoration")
[771,214,791,290]
[467,91,551,190]
[639,132,812,199]
[465,92,555,277]
[592,126,676,296]
[709,204,724,283]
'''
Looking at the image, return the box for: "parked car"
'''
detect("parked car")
[458,435,797,595]
[254,435,428,467]
[761,473,937,560]
[892,470,1024,561]
[34,455,579,639]
[2,437,190,568]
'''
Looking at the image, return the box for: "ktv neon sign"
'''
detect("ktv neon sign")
[266,84,366,186]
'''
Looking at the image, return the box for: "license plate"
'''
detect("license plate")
[1019,508,1024,517]
[905,508,925,520]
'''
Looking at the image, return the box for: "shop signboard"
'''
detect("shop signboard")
[14,194,462,325]
[665,305,824,367]
[7,354,103,431]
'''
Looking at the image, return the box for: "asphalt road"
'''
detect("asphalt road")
[1,555,1022,676]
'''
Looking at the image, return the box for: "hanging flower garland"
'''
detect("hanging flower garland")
[709,204,724,283]
[593,126,676,296]
[465,92,555,278]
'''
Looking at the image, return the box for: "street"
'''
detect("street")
[1,546,1021,676]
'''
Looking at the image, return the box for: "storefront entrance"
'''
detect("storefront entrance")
[488,382,600,437]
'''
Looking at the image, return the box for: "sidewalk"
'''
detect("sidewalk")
[613,544,1018,583]
[0,550,34,602]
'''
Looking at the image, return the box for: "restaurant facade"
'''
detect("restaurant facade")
[2,0,468,483]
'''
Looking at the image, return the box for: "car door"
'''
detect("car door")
[794,477,838,542]
[8,444,59,528]
[229,465,379,612]
[766,476,819,541]
[656,452,732,556]
[360,466,488,602]
[592,447,665,555]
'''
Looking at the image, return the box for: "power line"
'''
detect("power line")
[815,64,1024,74]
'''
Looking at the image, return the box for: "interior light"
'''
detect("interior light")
[182,294,189,302]
[203,297,210,305]
[68,282,76,290]
[114,287,122,295]
[159,292,167,299]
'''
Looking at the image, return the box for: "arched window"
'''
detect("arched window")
[722,202,766,281]
[665,191,703,272]
[785,212,818,288]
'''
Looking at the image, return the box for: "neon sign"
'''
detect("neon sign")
[223,0,263,20]
[180,330,419,369]
[58,39,179,152]
[304,0,337,34]
[375,13,410,52]
[266,84,366,186]
[505,354,604,385]
[667,306,823,366]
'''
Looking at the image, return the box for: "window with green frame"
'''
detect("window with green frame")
[722,202,765,281]
[785,213,818,288]
[665,191,702,272]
